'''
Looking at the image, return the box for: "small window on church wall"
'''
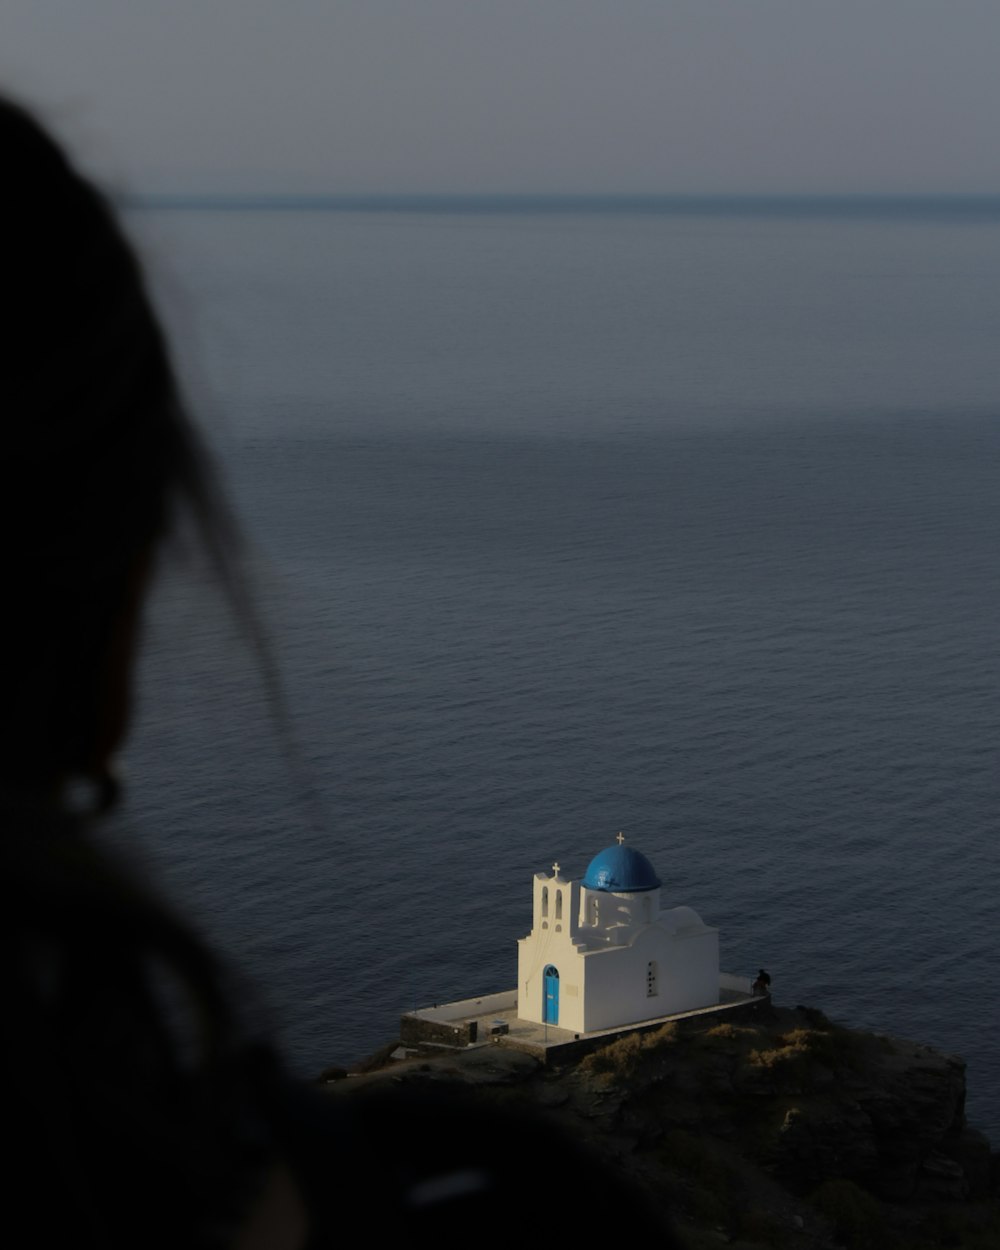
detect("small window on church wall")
[542,887,549,918]
[647,961,658,996]
[555,891,563,920]
[589,897,599,926]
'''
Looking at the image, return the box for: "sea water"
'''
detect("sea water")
[116,199,1000,1139]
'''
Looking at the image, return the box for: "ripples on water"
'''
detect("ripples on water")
[118,202,1000,1139]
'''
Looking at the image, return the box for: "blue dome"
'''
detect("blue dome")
[582,845,661,893]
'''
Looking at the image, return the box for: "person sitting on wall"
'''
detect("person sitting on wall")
[752,968,772,996]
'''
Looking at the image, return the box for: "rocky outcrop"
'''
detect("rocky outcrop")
[656,1007,990,1203]
[330,1005,999,1248]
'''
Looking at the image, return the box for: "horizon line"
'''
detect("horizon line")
[121,190,1000,219]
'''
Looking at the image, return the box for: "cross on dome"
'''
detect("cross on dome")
[616,831,626,846]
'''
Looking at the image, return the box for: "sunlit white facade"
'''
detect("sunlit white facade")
[516,839,719,1033]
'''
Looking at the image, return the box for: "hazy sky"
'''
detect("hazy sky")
[5,1,1000,195]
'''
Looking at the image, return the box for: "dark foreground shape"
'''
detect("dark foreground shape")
[293,1080,676,1247]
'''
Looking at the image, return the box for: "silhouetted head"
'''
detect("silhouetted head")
[0,101,271,1247]
[1,97,214,803]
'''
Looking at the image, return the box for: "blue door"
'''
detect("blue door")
[543,966,560,1024]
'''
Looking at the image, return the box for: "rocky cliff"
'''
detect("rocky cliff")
[325,1004,998,1249]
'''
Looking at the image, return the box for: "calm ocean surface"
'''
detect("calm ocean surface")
[114,200,1000,1138]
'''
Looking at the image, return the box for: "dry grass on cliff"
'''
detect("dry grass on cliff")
[577,1009,892,1099]
[749,1025,858,1073]
[577,1021,679,1078]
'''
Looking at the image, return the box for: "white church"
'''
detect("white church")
[516,835,720,1033]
